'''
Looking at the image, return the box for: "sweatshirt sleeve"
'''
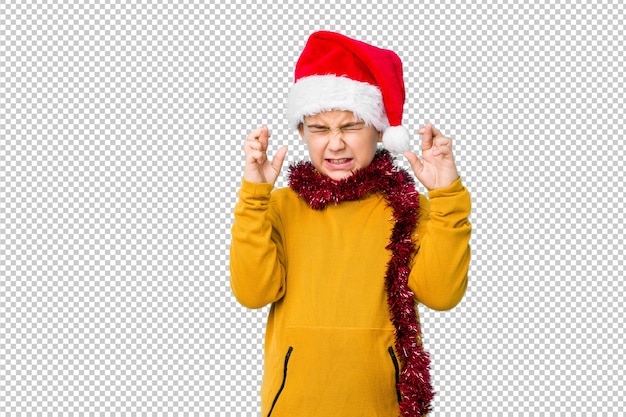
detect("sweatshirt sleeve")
[409,177,472,311]
[229,179,286,309]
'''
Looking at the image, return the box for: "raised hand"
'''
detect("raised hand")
[403,123,459,191]
[243,126,288,184]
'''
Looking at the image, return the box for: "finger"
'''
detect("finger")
[430,125,444,139]
[403,150,424,175]
[246,126,266,142]
[271,146,288,173]
[246,149,266,164]
[419,123,433,151]
[433,135,451,145]
[244,143,263,161]
[258,126,270,151]
[432,136,453,156]
[246,140,262,151]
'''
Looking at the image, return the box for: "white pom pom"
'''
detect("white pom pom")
[382,125,411,154]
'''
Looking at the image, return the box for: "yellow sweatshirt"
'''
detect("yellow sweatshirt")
[230,176,471,417]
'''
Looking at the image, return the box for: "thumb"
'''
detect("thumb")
[403,150,423,175]
[271,146,288,174]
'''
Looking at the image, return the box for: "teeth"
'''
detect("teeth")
[329,159,350,164]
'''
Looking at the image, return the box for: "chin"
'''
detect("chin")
[325,170,353,181]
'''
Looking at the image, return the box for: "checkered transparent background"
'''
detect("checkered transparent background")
[1,0,624,415]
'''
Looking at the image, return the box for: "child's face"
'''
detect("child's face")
[298,110,382,181]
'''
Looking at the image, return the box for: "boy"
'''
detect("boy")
[230,31,471,417]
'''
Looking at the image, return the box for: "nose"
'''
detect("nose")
[328,130,346,151]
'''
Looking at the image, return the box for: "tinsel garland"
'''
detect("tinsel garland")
[288,149,435,416]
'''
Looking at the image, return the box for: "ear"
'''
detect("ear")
[376,130,383,143]
[298,124,307,144]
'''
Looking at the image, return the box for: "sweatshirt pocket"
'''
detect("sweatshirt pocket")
[388,346,402,403]
[270,326,399,416]
[267,346,293,417]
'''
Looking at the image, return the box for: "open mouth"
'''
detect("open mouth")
[326,158,352,164]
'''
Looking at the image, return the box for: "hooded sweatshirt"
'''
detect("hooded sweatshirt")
[230,176,471,417]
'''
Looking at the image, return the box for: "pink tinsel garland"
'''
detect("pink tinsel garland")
[288,150,434,416]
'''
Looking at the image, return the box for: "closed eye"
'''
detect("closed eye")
[307,126,330,133]
[305,122,365,134]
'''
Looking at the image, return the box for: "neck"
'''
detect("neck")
[288,149,399,209]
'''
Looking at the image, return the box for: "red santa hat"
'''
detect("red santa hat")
[287,31,410,154]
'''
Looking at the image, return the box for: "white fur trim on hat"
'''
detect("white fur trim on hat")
[286,75,389,132]
[382,125,411,154]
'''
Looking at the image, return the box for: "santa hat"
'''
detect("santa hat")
[286,31,410,154]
